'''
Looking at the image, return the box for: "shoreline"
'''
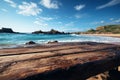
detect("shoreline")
[0,41,120,50]
[81,34,120,38]
[1,33,120,49]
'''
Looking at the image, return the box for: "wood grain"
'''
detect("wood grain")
[0,42,120,80]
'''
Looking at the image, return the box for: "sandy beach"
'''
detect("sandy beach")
[82,34,120,38]
[82,34,120,45]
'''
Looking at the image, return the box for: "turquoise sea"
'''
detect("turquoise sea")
[0,33,120,48]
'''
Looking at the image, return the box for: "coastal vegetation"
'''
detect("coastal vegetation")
[73,25,120,34]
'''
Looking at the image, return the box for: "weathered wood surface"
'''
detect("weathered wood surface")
[0,42,120,80]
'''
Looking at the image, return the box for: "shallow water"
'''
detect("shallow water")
[0,33,120,48]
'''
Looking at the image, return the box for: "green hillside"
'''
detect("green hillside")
[85,25,120,34]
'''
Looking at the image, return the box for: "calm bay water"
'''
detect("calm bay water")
[0,33,120,48]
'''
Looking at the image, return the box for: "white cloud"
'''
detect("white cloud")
[58,22,62,24]
[91,20,105,25]
[108,18,120,23]
[91,18,120,25]
[75,14,81,19]
[40,0,61,9]
[34,20,48,27]
[18,2,42,16]
[34,16,53,27]
[100,21,104,23]
[59,22,75,30]
[74,4,85,11]
[64,22,74,27]
[110,18,114,20]
[91,22,99,25]
[74,13,88,19]
[38,16,53,21]
[59,22,81,32]
[97,0,120,9]
[1,8,8,12]
[114,18,120,23]
[4,0,16,8]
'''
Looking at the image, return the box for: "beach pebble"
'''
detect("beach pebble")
[25,41,36,45]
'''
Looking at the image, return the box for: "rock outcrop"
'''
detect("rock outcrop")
[25,41,36,45]
[48,40,58,44]
[32,30,43,34]
[32,29,65,34]
[0,28,15,33]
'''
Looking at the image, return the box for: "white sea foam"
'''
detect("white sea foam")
[0,33,120,48]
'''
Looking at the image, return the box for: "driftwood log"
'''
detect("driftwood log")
[0,42,120,80]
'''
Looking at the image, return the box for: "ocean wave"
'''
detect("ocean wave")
[1,33,120,48]
[70,34,81,36]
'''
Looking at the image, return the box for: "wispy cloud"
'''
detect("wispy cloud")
[4,0,16,8]
[75,14,81,19]
[74,13,88,19]
[38,16,54,21]
[58,22,62,24]
[91,20,105,25]
[18,2,42,16]
[40,0,61,9]
[100,21,105,23]
[64,22,74,27]
[110,18,114,20]
[1,8,8,12]
[114,18,120,23]
[34,16,53,27]
[59,22,82,32]
[74,4,85,11]
[34,20,48,27]
[91,18,120,26]
[59,22,75,29]
[107,18,120,24]
[96,0,120,9]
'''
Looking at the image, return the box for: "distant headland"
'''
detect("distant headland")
[32,29,66,34]
[0,28,15,33]
[0,24,120,34]
[0,27,21,34]
[73,25,120,34]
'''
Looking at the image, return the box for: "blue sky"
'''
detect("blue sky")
[0,0,120,32]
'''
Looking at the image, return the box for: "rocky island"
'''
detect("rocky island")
[0,27,27,34]
[0,28,15,33]
[32,29,66,34]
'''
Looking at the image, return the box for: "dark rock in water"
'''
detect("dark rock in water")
[48,40,58,44]
[25,41,36,45]
[0,28,15,33]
